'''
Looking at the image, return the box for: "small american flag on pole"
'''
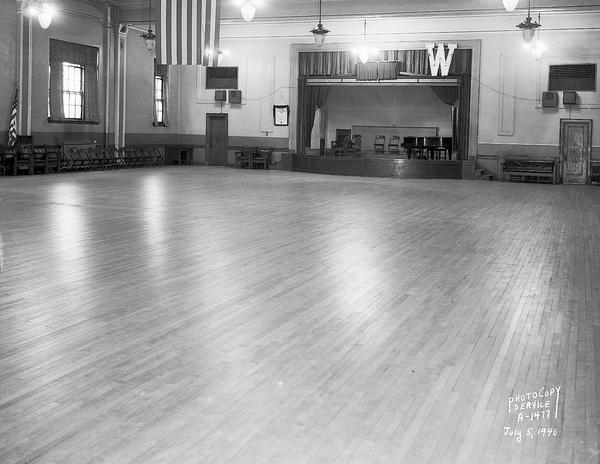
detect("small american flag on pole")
[157,0,221,66]
[7,84,18,146]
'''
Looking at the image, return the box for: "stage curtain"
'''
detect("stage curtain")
[49,39,100,123]
[381,50,429,75]
[48,56,65,121]
[431,87,458,106]
[456,74,471,160]
[377,62,398,80]
[299,51,356,76]
[356,62,378,80]
[297,79,330,154]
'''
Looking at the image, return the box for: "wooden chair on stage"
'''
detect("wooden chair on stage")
[410,137,428,159]
[426,137,449,160]
[346,135,361,156]
[388,136,401,156]
[374,135,385,154]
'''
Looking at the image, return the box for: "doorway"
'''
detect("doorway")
[560,119,592,184]
[206,113,228,166]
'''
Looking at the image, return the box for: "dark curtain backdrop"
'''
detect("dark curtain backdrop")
[297,78,330,154]
[299,51,356,76]
[49,39,100,123]
[300,49,471,78]
[381,50,429,75]
[356,62,398,80]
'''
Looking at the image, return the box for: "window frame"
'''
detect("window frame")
[154,75,166,126]
[48,39,100,125]
[61,62,85,120]
[153,60,169,127]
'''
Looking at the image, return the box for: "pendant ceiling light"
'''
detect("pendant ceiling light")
[240,0,256,22]
[516,0,541,43]
[140,0,156,51]
[353,19,377,64]
[530,28,546,60]
[503,0,519,12]
[311,0,329,47]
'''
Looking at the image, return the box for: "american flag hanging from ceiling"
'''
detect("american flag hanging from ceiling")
[157,0,221,66]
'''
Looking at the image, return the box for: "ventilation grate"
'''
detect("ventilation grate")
[548,64,596,92]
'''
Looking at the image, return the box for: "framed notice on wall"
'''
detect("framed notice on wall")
[273,105,289,126]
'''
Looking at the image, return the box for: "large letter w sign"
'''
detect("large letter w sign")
[426,43,457,77]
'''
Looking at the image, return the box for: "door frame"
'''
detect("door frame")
[560,118,593,184]
[206,113,228,167]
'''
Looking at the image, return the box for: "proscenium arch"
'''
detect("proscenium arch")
[289,40,481,160]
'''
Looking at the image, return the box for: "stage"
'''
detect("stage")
[292,154,473,179]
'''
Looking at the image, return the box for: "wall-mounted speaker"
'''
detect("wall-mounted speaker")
[541,91,558,108]
[214,90,227,102]
[228,90,242,104]
[563,91,577,105]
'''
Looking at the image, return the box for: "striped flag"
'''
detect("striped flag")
[157,0,220,66]
[6,84,18,146]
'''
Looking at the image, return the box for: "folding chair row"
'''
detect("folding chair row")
[1,144,165,174]
[119,146,164,167]
[59,146,164,172]
[61,146,118,171]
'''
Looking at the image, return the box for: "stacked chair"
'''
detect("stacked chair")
[1,143,166,175]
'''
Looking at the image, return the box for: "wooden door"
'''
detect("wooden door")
[206,113,228,166]
[560,119,592,184]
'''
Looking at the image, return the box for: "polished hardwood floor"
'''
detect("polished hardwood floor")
[0,167,599,464]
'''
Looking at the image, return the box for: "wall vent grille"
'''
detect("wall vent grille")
[548,64,596,92]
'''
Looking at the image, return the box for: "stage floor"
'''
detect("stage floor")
[1,167,599,463]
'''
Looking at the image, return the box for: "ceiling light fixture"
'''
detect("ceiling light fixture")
[311,0,329,47]
[530,28,546,60]
[503,0,519,12]
[140,0,156,51]
[353,19,377,64]
[516,0,541,43]
[240,0,256,22]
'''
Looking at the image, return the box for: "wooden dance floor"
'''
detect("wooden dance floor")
[0,167,599,464]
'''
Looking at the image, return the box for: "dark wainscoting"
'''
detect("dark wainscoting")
[292,155,467,179]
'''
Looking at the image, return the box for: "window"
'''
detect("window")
[62,63,84,119]
[154,76,165,124]
[154,61,169,126]
[48,39,99,124]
